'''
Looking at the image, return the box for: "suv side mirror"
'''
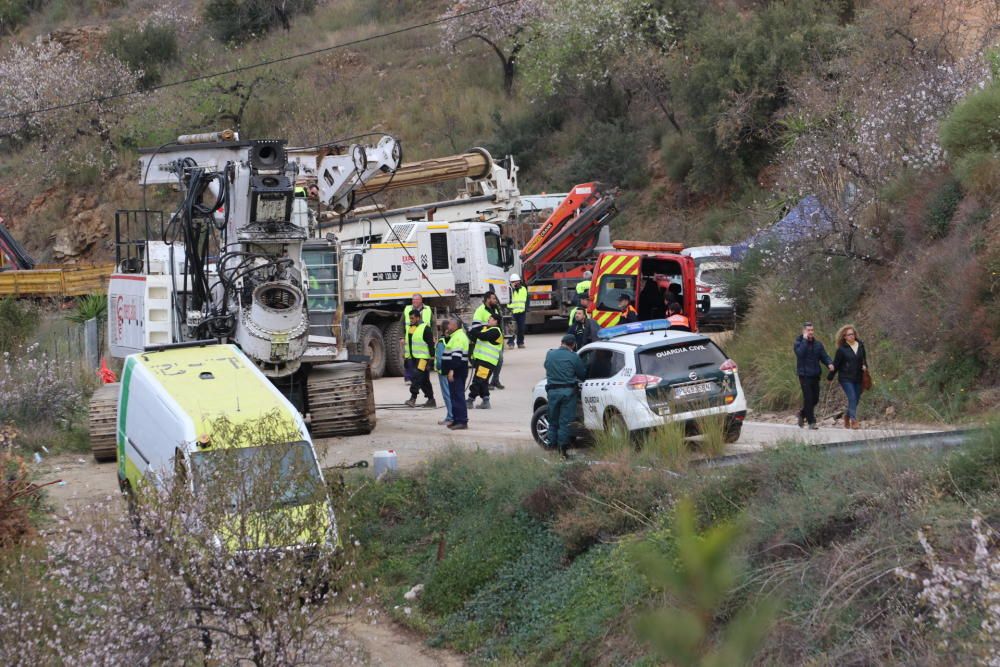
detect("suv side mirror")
[699,294,711,314]
[352,253,363,272]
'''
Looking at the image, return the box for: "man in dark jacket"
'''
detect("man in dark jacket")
[567,307,600,350]
[794,322,834,429]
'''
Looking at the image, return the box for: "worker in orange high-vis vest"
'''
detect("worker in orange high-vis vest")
[617,293,638,324]
[666,302,691,331]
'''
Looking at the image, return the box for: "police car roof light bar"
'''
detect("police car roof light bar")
[597,318,671,340]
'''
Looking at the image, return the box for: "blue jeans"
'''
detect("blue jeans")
[438,374,453,422]
[449,365,469,425]
[513,312,526,346]
[840,381,861,419]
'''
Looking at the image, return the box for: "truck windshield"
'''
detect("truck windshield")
[596,275,635,310]
[637,340,727,379]
[485,232,503,267]
[190,441,324,509]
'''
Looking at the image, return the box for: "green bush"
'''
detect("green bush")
[65,294,107,325]
[940,83,1000,159]
[923,176,962,239]
[0,298,39,354]
[105,22,179,89]
[204,0,317,44]
[661,133,694,183]
[946,420,1000,495]
[486,107,566,175]
[563,120,649,190]
[0,0,44,35]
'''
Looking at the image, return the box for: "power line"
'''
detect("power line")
[0,0,523,122]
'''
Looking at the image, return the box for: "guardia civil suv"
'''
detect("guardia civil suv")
[530,320,747,447]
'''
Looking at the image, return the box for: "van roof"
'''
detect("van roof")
[132,344,301,447]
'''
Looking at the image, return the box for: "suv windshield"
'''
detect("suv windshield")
[637,340,727,379]
[699,268,732,286]
[191,441,324,509]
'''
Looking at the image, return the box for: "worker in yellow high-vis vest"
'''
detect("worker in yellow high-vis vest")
[509,273,528,349]
[402,294,432,384]
[467,313,503,410]
[404,309,436,408]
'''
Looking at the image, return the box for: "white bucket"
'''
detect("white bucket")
[373,450,398,479]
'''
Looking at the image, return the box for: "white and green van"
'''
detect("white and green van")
[116,342,336,551]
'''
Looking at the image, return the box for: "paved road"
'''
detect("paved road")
[316,332,930,468]
[43,332,934,513]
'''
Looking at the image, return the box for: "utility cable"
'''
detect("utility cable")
[0,0,524,122]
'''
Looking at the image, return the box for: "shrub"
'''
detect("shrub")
[660,132,694,183]
[940,82,1000,159]
[944,420,1000,495]
[105,22,179,89]
[204,0,318,44]
[0,298,38,354]
[562,120,649,190]
[65,293,108,324]
[0,346,86,425]
[0,0,43,35]
[486,106,566,175]
[922,176,962,239]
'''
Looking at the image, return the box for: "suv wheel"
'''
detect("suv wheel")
[603,409,629,441]
[724,420,742,444]
[531,405,551,448]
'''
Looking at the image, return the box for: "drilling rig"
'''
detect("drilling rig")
[88,130,401,462]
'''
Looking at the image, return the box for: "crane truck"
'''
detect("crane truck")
[88,131,402,462]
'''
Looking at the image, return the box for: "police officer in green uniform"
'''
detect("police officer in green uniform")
[543,334,587,458]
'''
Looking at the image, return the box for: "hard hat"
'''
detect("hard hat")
[583,270,592,279]
[509,273,521,282]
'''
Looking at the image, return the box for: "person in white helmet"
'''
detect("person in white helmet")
[509,273,528,349]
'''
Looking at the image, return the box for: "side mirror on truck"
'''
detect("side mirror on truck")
[352,253,364,272]
[699,294,711,314]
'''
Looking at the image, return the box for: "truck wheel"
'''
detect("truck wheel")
[382,320,406,377]
[531,405,551,449]
[358,324,386,378]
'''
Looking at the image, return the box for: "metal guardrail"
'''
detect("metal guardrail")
[696,428,978,469]
[0,264,115,298]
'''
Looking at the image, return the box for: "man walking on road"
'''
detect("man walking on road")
[544,334,587,458]
[794,321,834,430]
[442,316,470,430]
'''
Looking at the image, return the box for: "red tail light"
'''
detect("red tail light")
[697,283,712,293]
[719,359,737,373]
[627,374,661,390]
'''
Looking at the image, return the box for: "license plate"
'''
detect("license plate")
[674,382,715,399]
[533,300,551,307]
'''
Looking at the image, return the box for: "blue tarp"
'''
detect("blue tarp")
[730,195,833,261]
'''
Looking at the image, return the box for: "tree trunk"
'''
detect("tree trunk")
[503,56,516,97]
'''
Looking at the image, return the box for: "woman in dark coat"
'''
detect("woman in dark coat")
[828,324,868,429]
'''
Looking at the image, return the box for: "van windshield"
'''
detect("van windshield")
[190,441,324,509]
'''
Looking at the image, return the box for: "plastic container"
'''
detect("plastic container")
[373,450,398,478]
